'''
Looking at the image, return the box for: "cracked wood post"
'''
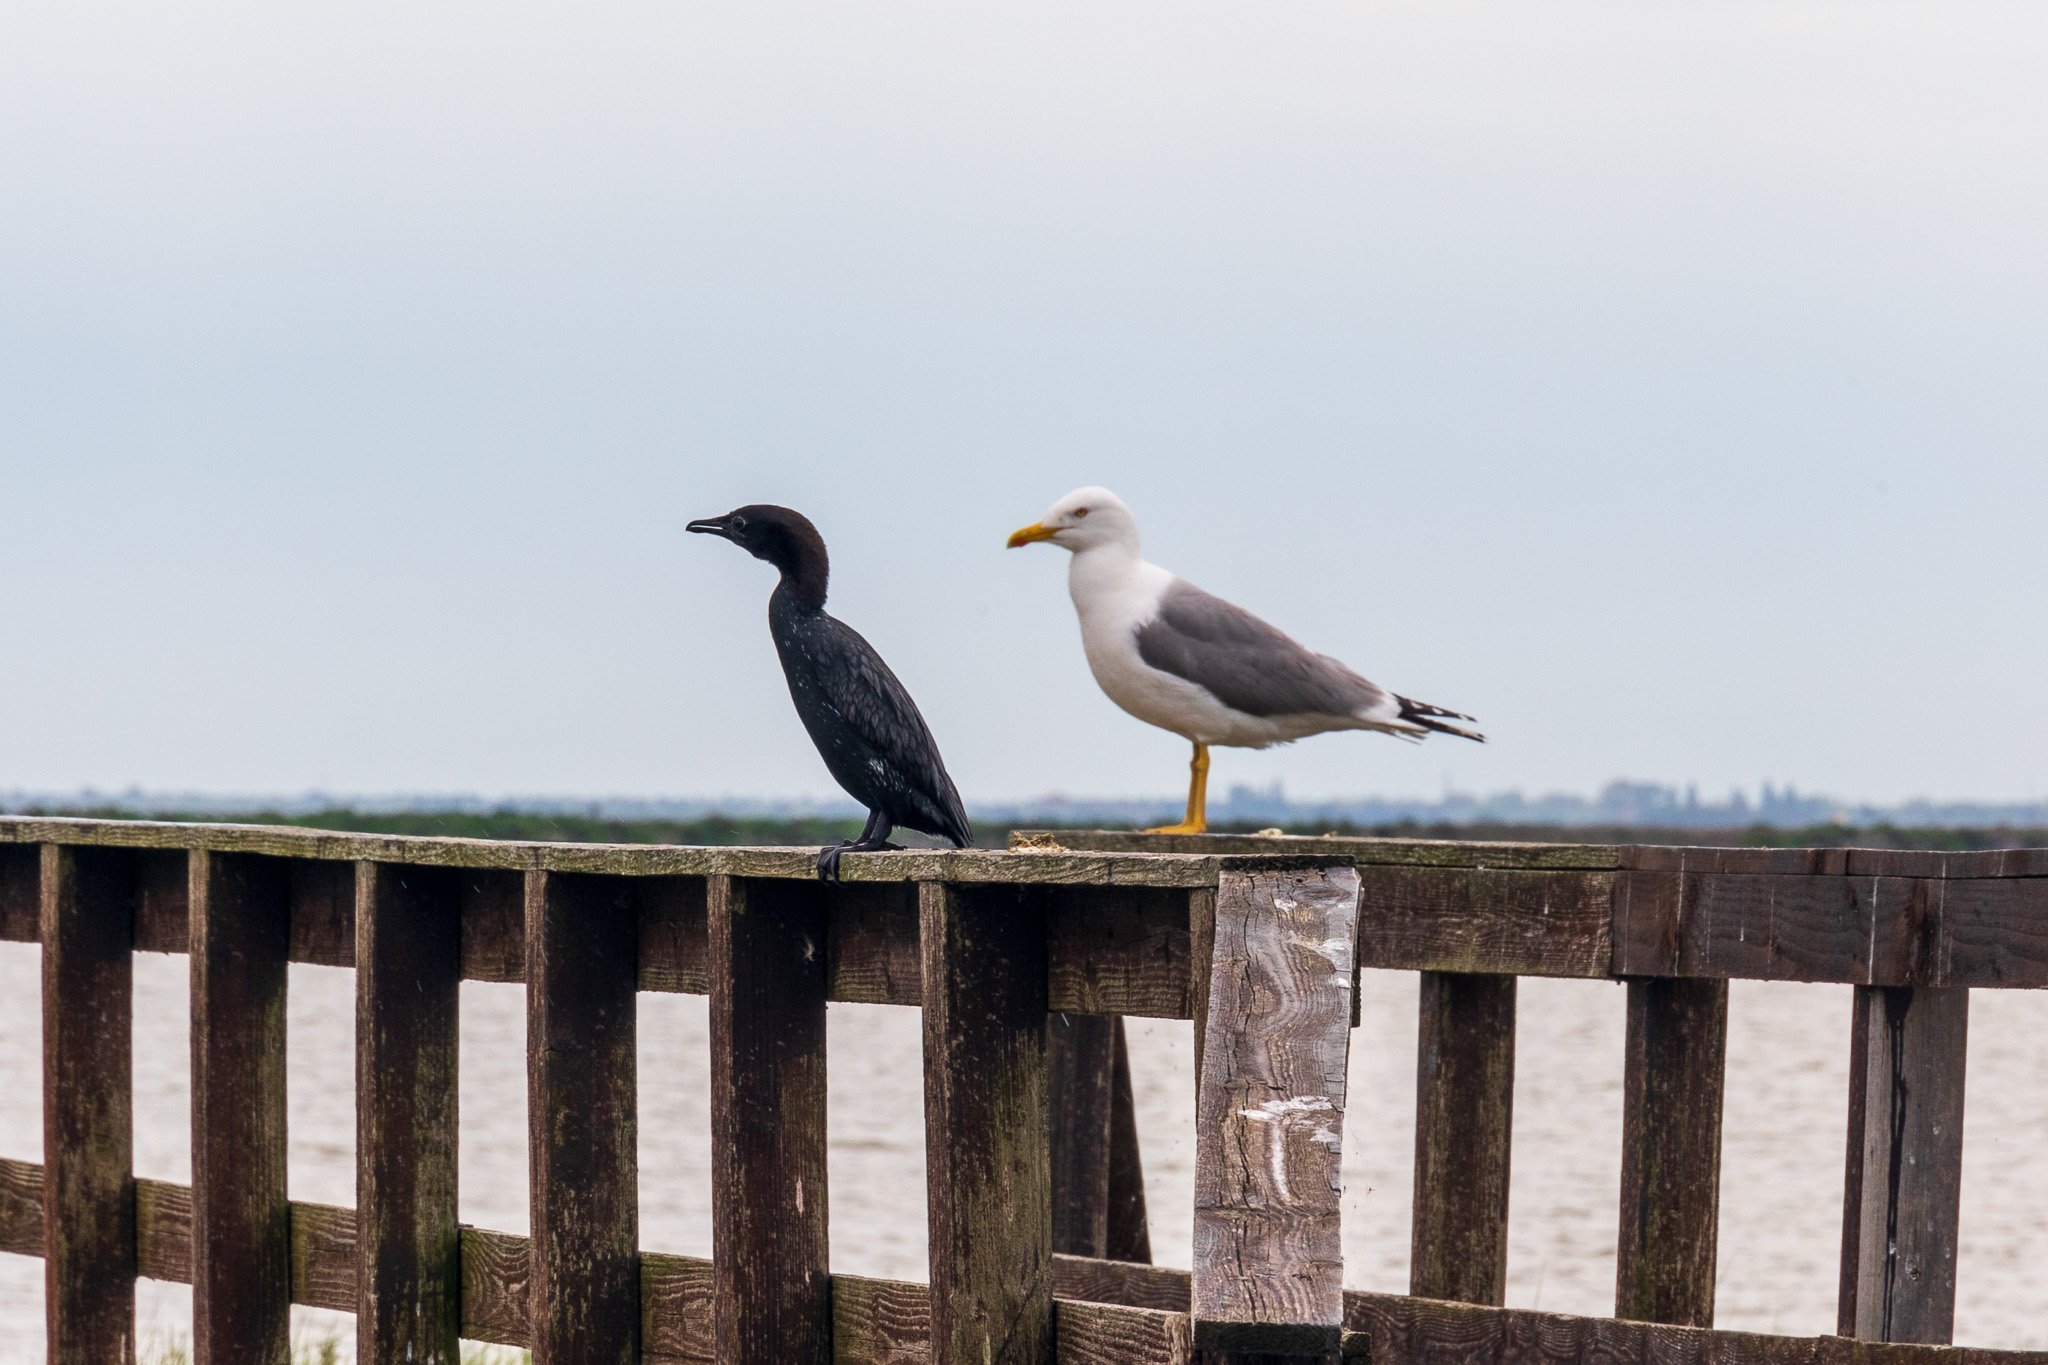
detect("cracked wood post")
[921,881,1053,1365]
[1839,984,1969,1344]
[527,870,640,1363]
[1192,863,1361,1365]
[1615,976,1727,1327]
[710,875,830,1363]
[1410,971,1515,1306]
[190,850,292,1364]
[355,862,462,1363]
[42,844,138,1363]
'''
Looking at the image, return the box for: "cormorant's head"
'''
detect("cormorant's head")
[1006,486,1138,555]
[688,503,830,604]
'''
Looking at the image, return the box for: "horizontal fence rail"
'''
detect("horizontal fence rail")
[0,816,2044,1363]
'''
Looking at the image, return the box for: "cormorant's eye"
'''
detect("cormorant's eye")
[1073,507,1089,518]
[731,515,749,531]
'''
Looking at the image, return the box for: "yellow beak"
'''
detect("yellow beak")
[1007,521,1058,548]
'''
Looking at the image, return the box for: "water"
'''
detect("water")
[2,943,2045,1359]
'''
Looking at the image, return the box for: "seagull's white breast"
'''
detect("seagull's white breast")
[1065,550,1295,746]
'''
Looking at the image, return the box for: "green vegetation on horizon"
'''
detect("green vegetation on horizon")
[13,804,2043,851]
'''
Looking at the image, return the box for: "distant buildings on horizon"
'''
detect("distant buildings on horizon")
[7,778,2048,830]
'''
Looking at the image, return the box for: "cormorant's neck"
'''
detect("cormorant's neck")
[768,534,829,614]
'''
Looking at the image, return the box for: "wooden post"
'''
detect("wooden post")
[1105,1018,1153,1265]
[41,844,137,1363]
[1839,985,1969,1344]
[921,881,1052,1365]
[709,875,831,1364]
[527,869,641,1363]
[1615,976,1727,1327]
[189,851,292,1364]
[1192,864,1361,1365]
[355,861,462,1364]
[1410,971,1515,1306]
[1049,1012,1116,1258]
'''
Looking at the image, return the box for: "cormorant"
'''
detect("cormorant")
[689,503,972,878]
[1007,486,1483,834]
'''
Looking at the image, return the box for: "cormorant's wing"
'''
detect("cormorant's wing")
[805,614,972,844]
[1134,579,1391,720]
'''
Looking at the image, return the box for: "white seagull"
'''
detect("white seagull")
[1007,486,1483,834]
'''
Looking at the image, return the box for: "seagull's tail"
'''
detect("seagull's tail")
[1394,694,1486,743]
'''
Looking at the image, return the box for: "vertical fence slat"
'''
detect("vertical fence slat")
[190,851,292,1364]
[709,875,830,1363]
[1615,976,1727,1327]
[41,844,137,1363]
[1410,971,1516,1306]
[921,881,1052,1365]
[1104,1017,1153,1265]
[527,870,640,1363]
[1839,984,1969,1344]
[1049,1012,1115,1259]
[355,861,462,1364]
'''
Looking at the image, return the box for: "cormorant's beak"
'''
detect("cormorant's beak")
[687,516,734,540]
[1006,521,1058,548]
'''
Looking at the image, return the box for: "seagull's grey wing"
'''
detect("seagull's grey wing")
[1134,579,1389,719]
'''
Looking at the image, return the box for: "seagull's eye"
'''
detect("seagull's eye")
[1073,507,1089,518]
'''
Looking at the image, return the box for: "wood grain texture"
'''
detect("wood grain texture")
[1046,886,1195,1019]
[0,841,38,942]
[1105,1018,1153,1265]
[640,1250,716,1362]
[1354,865,1616,979]
[1410,972,1515,1305]
[0,1157,40,1257]
[1615,977,1726,1327]
[1841,986,1970,1344]
[1049,1013,1116,1259]
[526,869,641,1364]
[707,875,831,1364]
[188,850,293,1364]
[355,860,463,1364]
[290,1200,356,1313]
[1193,865,1360,1358]
[41,842,138,1364]
[0,815,1224,886]
[921,881,1054,1365]
[637,875,710,993]
[1027,829,1627,871]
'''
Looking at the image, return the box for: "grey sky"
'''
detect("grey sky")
[3,3,2044,805]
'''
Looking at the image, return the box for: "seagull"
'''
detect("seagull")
[690,503,972,878]
[1007,486,1483,834]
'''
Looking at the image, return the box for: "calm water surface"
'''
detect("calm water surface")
[1,944,2044,1358]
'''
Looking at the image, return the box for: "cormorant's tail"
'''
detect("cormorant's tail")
[1394,694,1486,743]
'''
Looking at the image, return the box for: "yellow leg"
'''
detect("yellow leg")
[1144,742,1210,835]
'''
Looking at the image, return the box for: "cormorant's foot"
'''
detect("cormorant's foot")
[1142,821,1208,835]
[816,843,847,881]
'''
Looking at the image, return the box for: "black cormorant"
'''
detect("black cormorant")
[689,504,972,879]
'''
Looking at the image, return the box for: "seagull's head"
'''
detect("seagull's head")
[688,504,829,589]
[1006,486,1137,554]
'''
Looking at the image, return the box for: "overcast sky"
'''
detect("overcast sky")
[3,3,2044,806]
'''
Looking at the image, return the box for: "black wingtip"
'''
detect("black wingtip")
[1395,694,1486,743]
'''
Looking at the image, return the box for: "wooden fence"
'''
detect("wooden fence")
[0,815,2044,1363]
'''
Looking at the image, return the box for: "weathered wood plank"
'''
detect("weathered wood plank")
[1840,985,1970,1344]
[461,1224,531,1347]
[0,1156,40,1256]
[130,849,189,954]
[638,875,710,993]
[355,860,463,1363]
[526,869,640,1364]
[1193,865,1360,1360]
[708,875,831,1363]
[136,1176,193,1282]
[0,841,38,942]
[460,869,528,982]
[824,881,922,1006]
[0,815,1226,886]
[1410,972,1514,1305]
[290,1200,356,1313]
[41,843,138,1363]
[641,1249,716,1362]
[1105,1018,1153,1265]
[1615,977,1726,1327]
[921,881,1054,1365]
[1046,886,1195,1019]
[188,850,293,1364]
[1049,1013,1117,1259]
[1354,865,1615,978]
[286,858,355,966]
